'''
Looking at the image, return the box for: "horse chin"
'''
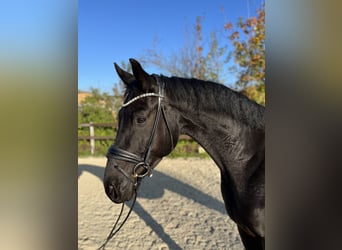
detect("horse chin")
[112,194,133,204]
[108,188,135,204]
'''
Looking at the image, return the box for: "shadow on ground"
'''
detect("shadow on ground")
[78,163,226,249]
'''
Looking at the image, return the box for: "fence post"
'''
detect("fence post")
[89,122,95,155]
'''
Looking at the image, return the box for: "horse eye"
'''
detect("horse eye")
[136,117,146,124]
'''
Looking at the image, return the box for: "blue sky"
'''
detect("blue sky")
[78,0,263,92]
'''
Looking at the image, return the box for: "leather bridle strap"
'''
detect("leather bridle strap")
[107,147,143,164]
[142,76,164,162]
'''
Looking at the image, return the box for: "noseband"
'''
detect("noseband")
[106,75,174,186]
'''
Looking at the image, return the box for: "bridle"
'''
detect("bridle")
[99,76,174,250]
[106,75,174,187]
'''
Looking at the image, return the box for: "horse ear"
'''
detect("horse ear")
[114,63,135,85]
[129,58,154,90]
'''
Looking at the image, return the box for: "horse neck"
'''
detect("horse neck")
[165,77,265,175]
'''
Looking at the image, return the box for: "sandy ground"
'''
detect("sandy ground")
[78,157,243,250]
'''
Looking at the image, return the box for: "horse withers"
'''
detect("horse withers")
[104,59,265,249]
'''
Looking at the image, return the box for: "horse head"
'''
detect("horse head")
[104,59,179,203]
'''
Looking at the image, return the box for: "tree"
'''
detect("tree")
[78,87,122,155]
[225,4,265,105]
[141,16,227,83]
[78,88,120,124]
[141,4,265,105]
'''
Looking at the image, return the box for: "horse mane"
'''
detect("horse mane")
[163,76,265,130]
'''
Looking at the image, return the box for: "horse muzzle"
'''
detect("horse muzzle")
[104,160,137,203]
[104,179,134,203]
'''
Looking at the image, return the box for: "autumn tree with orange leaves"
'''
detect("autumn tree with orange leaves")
[225,5,265,105]
[142,4,265,105]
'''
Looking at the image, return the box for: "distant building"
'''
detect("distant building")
[78,91,92,107]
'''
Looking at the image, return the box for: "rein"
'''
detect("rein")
[99,75,173,249]
[97,191,137,250]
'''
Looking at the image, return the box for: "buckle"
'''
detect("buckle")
[132,162,153,178]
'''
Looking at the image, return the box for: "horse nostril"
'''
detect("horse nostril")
[108,183,114,193]
[107,183,118,200]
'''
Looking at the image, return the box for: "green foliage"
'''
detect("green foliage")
[168,140,208,158]
[78,139,113,157]
[78,87,122,124]
[78,87,122,156]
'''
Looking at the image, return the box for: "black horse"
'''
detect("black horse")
[104,59,265,249]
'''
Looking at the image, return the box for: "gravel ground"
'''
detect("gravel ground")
[78,157,243,250]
